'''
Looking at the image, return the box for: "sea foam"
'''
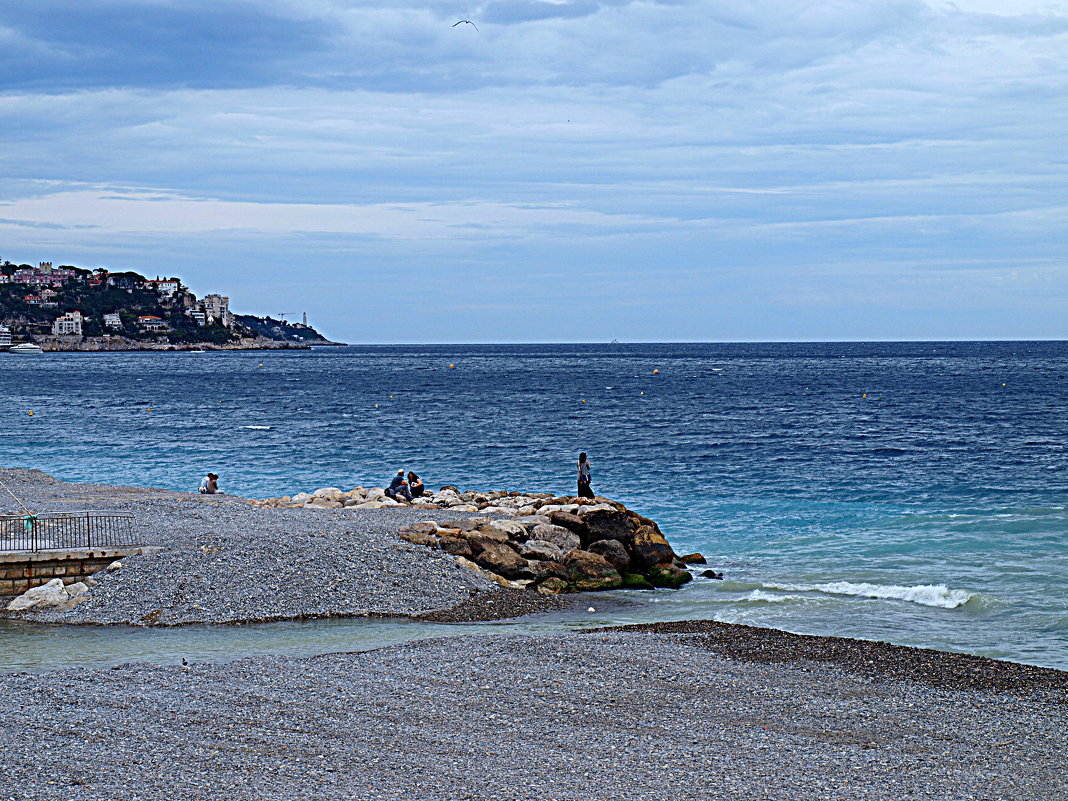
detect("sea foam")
[768,581,976,609]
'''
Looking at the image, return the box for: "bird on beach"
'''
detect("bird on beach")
[452,19,478,30]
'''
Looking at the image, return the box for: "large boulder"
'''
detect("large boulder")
[474,541,531,579]
[548,511,587,537]
[518,539,565,562]
[529,523,581,553]
[631,524,677,569]
[438,536,473,558]
[399,530,437,547]
[564,550,623,592]
[536,577,569,595]
[582,508,635,546]
[525,560,568,580]
[480,519,527,540]
[6,578,76,612]
[646,564,692,589]
[588,539,631,573]
[462,527,510,546]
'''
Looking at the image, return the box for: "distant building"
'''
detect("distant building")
[137,315,167,331]
[0,274,9,284]
[148,277,181,297]
[52,311,83,337]
[202,294,232,327]
[0,325,11,348]
[185,309,207,326]
[103,313,123,329]
[11,264,76,287]
[24,295,42,305]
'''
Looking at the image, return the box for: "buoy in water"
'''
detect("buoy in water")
[147,407,152,412]
[581,399,586,404]
[375,403,379,408]
[652,369,659,374]
[28,411,33,416]
[862,394,867,399]
[448,364,456,369]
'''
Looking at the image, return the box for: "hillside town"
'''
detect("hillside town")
[0,260,335,350]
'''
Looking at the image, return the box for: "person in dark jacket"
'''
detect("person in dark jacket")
[407,472,425,498]
[577,452,594,498]
[386,469,412,501]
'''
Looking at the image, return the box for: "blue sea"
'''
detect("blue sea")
[2,342,1066,670]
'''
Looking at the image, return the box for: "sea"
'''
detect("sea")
[1,342,1066,670]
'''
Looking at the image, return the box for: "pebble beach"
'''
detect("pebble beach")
[1,468,1066,800]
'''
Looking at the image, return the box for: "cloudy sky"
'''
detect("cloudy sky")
[1,0,1065,342]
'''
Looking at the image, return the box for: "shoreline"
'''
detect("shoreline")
[0,467,1062,673]
[8,339,348,352]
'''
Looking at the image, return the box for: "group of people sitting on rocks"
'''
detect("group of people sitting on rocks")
[385,470,425,502]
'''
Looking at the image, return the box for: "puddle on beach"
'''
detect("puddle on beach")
[0,598,698,674]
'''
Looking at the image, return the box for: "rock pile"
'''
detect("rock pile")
[6,577,91,612]
[254,487,707,594]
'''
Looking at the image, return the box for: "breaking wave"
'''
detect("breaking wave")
[767,581,977,609]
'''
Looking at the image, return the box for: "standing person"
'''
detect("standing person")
[577,452,594,498]
[386,469,412,501]
[198,473,219,494]
[407,472,425,498]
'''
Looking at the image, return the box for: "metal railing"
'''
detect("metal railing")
[0,511,137,552]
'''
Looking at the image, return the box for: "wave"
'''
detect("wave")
[767,580,977,609]
[240,425,273,430]
[742,590,808,604]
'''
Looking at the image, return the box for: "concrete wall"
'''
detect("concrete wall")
[0,547,161,596]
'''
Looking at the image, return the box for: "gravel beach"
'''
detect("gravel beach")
[1,630,1065,801]
[0,468,571,625]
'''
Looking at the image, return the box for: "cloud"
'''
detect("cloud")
[0,186,667,238]
[0,1,1065,340]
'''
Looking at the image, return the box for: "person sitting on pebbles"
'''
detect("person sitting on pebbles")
[198,472,220,494]
[386,469,412,501]
[407,471,425,498]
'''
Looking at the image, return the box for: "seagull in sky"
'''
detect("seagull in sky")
[452,19,478,31]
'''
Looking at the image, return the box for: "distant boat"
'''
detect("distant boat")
[7,343,44,354]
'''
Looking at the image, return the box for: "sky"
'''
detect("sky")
[1,0,1065,343]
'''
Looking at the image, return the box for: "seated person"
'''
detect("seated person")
[199,473,219,494]
[386,469,412,501]
[407,472,425,498]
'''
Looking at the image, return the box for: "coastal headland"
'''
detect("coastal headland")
[1,468,1065,800]
[0,260,344,351]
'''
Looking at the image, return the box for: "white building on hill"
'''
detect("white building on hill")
[52,310,83,337]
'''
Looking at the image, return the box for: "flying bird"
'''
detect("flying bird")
[452,19,478,30]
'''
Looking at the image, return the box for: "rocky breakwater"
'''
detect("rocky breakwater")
[254,487,709,594]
